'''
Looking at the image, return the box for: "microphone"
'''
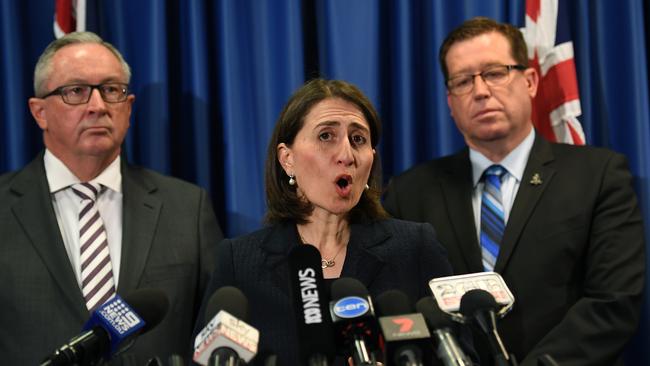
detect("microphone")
[459,289,515,366]
[415,297,471,366]
[41,288,169,366]
[375,289,431,366]
[288,245,335,365]
[193,286,259,366]
[329,277,380,366]
[428,271,514,322]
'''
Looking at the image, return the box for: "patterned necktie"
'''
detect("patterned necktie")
[480,165,506,272]
[71,182,116,312]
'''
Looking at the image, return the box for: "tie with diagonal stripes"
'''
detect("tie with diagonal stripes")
[71,182,116,312]
[480,165,506,272]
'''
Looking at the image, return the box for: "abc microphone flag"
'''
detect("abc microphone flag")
[288,244,335,365]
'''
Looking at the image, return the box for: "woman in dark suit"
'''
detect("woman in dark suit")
[197,79,454,365]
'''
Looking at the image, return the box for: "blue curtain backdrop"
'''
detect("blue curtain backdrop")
[1,0,649,362]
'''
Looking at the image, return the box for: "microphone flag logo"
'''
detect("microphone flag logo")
[392,317,414,332]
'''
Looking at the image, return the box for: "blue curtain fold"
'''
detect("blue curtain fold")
[1,0,649,361]
[212,0,304,234]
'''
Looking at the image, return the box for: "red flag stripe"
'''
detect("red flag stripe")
[526,0,541,22]
[567,123,585,145]
[54,0,75,34]
[539,59,580,113]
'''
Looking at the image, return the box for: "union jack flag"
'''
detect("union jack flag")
[53,0,86,39]
[522,0,585,145]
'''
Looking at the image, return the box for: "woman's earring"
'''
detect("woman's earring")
[289,174,296,186]
[365,183,370,190]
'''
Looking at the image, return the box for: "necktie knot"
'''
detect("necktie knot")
[71,182,102,202]
[484,164,506,179]
[483,165,506,189]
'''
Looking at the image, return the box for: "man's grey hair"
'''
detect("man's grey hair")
[33,31,132,97]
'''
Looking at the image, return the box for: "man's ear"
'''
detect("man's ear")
[447,92,456,120]
[125,94,135,117]
[277,143,293,174]
[28,98,48,130]
[524,67,539,99]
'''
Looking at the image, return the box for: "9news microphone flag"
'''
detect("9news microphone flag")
[523,0,585,145]
[54,0,86,38]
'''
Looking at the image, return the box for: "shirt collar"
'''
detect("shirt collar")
[469,128,535,187]
[44,149,122,193]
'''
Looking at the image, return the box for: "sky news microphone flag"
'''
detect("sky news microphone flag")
[523,0,585,145]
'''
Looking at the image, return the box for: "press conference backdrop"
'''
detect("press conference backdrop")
[1,0,649,362]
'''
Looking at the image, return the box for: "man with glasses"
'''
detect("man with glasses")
[385,17,644,365]
[0,32,222,364]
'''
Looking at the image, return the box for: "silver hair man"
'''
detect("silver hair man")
[33,31,132,96]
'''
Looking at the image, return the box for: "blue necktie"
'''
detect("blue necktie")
[480,165,506,272]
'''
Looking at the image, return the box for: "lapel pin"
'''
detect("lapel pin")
[530,173,542,186]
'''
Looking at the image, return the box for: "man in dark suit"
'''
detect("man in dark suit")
[384,17,645,365]
[0,32,222,365]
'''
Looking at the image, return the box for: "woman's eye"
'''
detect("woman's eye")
[319,132,332,141]
[351,134,367,145]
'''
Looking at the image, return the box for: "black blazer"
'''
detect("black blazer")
[384,135,646,365]
[0,153,223,365]
[195,218,454,365]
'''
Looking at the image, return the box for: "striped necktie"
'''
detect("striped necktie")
[71,182,116,312]
[480,165,506,272]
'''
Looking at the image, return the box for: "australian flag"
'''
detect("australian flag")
[523,0,585,145]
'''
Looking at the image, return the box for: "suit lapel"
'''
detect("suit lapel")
[440,151,484,272]
[495,136,555,272]
[341,221,389,289]
[118,164,162,295]
[9,155,87,318]
[259,223,299,296]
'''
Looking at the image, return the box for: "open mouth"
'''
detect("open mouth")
[335,175,353,197]
[336,177,350,189]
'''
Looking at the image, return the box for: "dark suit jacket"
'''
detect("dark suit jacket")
[384,135,646,366]
[194,218,454,365]
[0,153,222,365]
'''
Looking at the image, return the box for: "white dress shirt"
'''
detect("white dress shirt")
[470,128,535,241]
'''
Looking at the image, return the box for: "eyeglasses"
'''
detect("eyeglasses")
[446,64,526,96]
[41,83,129,105]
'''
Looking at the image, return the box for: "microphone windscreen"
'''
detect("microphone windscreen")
[459,289,499,317]
[205,286,249,322]
[123,288,169,334]
[375,289,413,316]
[415,297,454,329]
[331,277,368,299]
